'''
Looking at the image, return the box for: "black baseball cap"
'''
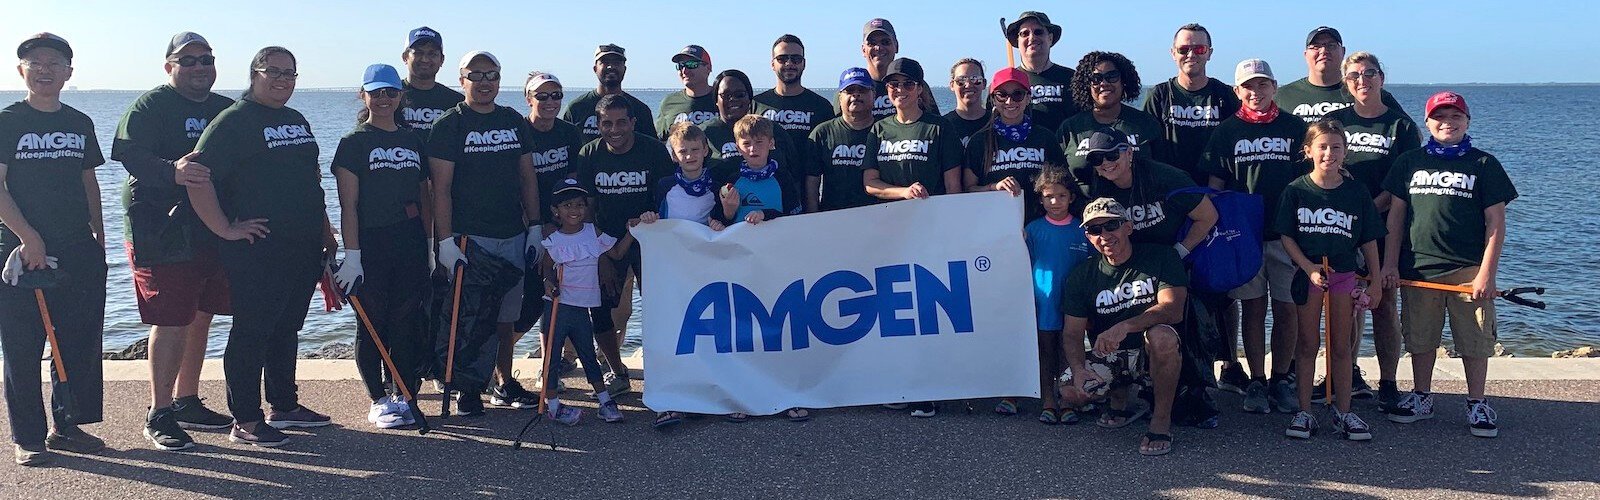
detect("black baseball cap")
[672,45,710,65]
[1305,26,1343,46]
[1082,128,1131,153]
[550,178,590,204]
[17,32,72,59]
[884,58,924,83]
[1005,11,1062,47]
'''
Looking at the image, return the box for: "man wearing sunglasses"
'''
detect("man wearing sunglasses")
[395,27,463,138]
[1060,198,1188,456]
[1276,26,1406,123]
[112,31,237,451]
[1005,11,1078,132]
[564,44,656,144]
[1143,23,1240,186]
[756,35,833,171]
[653,45,717,141]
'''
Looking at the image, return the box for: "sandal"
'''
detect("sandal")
[994,399,1019,416]
[653,411,683,430]
[1037,408,1060,425]
[1058,407,1082,425]
[1095,403,1148,429]
[785,408,811,422]
[724,412,749,423]
[1139,432,1173,456]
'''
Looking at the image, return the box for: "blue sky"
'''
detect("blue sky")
[2,0,1593,91]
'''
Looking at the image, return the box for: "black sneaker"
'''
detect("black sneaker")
[172,395,234,430]
[45,427,106,454]
[910,402,938,418]
[1310,378,1331,404]
[13,444,51,466]
[490,381,539,409]
[229,422,290,448]
[1467,399,1499,438]
[266,405,332,429]
[1217,363,1250,395]
[456,392,486,417]
[1377,380,1401,412]
[1351,366,1374,399]
[145,406,195,451]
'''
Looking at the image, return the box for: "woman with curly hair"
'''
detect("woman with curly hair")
[1058,51,1174,196]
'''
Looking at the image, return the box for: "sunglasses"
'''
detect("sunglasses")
[953,75,986,87]
[1084,219,1125,236]
[1086,70,1121,85]
[886,79,921,90]
[532,90,564,102]
[464,70,501,82]
[1174,45,1210,56]
[254,67,298,80]
[991,89,1030,103]
[718,90,749,100]
[1307,42,1342,52]
[169,54,216,67]
[676,59,703,71]
[1085,146,1128,166]
[1344,68,1382,81]
[774,54,805,64]
[366,88,401,98]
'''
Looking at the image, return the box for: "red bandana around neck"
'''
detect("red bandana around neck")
[1236,103,1280,124]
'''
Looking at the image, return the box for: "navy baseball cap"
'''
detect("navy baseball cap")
[362,64,402,91]
[17,32,72,59]
[408,26,442,49]
[550,178,589,204]
[1082,128,1131,153]
[838,67,873,91]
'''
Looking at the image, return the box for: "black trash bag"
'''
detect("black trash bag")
[1179,293,1226,388]
[432,239,522,395]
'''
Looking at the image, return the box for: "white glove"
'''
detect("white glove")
[333,249,364,296]
[436,237,467,275]
[2,247,58,286]
[1173,242,1191,260]
[524,225,544,268]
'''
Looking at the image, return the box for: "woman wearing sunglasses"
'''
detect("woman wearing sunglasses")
[511,71,584,368]
[329,64,431,431]
[943,58,990,150]
[1059,51,1173,196]
[961,67,1064,221]
[183,46,338,447]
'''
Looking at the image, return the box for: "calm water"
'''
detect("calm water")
[1,84,1594,357]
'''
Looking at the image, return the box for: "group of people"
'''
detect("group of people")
[0,11,1515,464]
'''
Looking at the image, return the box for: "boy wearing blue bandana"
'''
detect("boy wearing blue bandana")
[643,122,726,230]
[716,115,798,226]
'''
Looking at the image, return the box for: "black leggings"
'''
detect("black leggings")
[219,235,321,424]
[352,219,428,401]
[0,240,106,445]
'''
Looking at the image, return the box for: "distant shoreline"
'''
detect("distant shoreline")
[5,82,1599,93]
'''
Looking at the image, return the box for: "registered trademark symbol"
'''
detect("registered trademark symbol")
[974,256,991,272]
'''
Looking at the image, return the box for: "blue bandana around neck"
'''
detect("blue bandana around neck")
[1424,134,1472,158]
[994,116,1032,143]
[740,159,778,181]
[675,167,714,197]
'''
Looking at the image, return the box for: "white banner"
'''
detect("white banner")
[632,192,1040,415]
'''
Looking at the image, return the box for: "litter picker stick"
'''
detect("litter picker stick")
[999,18,1015,68]
[514,265,564,450]
[1397,279,1547,310]
[34,289,77,422]
[441,236,468,418]
[349,296,430,435]
[1321,258,1333,406]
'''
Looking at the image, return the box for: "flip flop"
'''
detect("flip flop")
[1096,403,1148,429]
[1037,408,1060,425]
[995,399,1019,416]
[653,411,683,431]
[724,412,749,423]
[1059,407,1082,425]
[1140,432,1173,456]
[786,408,811,422]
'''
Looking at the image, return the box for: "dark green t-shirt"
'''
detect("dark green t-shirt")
[807,116,880,211]
[1199,113,1310,240]
[1062,243,1189,349]
[1274,175,1385,273]
[1142,77,1241,184]
[941,109,991,150]
[1382,148,1518,279]
[111,85,233,247]
[192,99,323,239]
[756,88,836,160]
[654,90,718,141]
[0,101,105,249]
[1090,160,1202,246]
[562,90,657,145]
[1275,78,1408,123]
[396,80,464,138]
[1059,105,1172,195]
[1322,106,1422,199]
[576,133,674,237]
[1019,63,1079,132]
[869,113,964,195]
[526,118,585,222]
[331,123,427,229]
[425,103,534,239]
[962,122,1065,221]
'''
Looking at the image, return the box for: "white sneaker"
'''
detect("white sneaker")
[1467,400,1499,438]
[367,396,394,424]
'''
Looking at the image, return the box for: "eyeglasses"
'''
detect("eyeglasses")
[1085,146,1128,165]
[464,70,501,82]
[1343,68,1382,81]
[1174,45,1210,56]
[254,67,298,80]
[718,90,749,100]
[366,88,401,98]
[1084,219,1125,236]
[676,60,703,71]
[169,54,216,67]
[20,60,69,72]
[886,79,920,90]
[953,76,986,87]
[991,90,1030,103]
[1307,42,1342,52]
[774,54,805,64]
[1086,70,1121,85]
[532,90,564,102]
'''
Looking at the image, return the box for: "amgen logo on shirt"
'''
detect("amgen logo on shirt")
[184,118,209,139]
[367,147,421,170]
[13,132,87,160]
[403,107,445,129]
[263,124,314,148]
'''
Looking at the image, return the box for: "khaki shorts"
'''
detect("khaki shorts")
[1401,266,1497,358]
[1228,239,1295,303]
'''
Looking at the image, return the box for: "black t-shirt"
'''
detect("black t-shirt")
[1274,175,1385,273]
[962,122,1065,221]
[331,123,427,229]
[1059,105,1173,195]
[1019,63,1080,132]
[1382,148,1518,279]
[1198,113,1310,240]
[756,88,836,168]
[426,103,534,239]
[192,99,323,239]
[0,101,105,249]
[654,90,718,141]
[1090,160,1202,246]
[941,109,991,150]
[1322,106,1422,200]
[869,113,964,195]
[577,133,675,237]
[526,118,585,222]
[396,81,464,138]
[1062,244,1189,349]
[111,85,234,245]
[1142,77,1241,184]
[562,90,657,145]
[807,116,880,211]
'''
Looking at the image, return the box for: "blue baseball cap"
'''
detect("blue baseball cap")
[362,64,403,91]
[408,26,441,49]
[838,67,873,91]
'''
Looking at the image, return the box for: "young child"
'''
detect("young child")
[1275,120,1384,441]
[538,178,635,425]
[649,122,726,230]
[1005,167,1091,424]
[1380,92,1516,438]
[717,115,799,226]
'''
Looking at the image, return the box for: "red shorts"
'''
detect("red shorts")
[127,241,231,326]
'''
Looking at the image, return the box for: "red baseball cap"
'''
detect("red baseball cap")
[1425,91,1470,118]
[990,67,1030,93]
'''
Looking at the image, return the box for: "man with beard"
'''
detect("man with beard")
[564,44,656,144]
[395,27,463,137]
[1005,11,1078,132]
[653,45,717,140]
[755,34,833,173]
